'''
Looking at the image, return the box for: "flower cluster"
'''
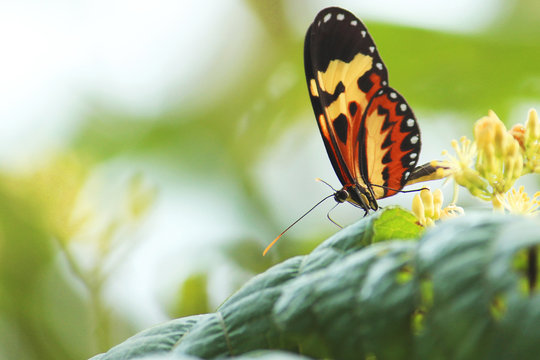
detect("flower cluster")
[411,108,539,225]
[412,188,463,227]
[443,109,540,212]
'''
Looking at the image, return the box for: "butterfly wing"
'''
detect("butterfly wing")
[304,7,388,190]
[360,87,421,198]
[304,7,421,202]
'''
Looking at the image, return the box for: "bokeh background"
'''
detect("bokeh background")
[1,0,539,359]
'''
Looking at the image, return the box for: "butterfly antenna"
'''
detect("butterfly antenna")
[315,178,338,192]
[263,194,335,256]
[326,202,342,228]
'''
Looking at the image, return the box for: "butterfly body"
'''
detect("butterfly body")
[305,7,421,213]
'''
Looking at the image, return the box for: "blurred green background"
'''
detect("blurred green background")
[0,0,539,359]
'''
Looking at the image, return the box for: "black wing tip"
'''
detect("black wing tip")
[316,6,350,14]
[312,7,360,25]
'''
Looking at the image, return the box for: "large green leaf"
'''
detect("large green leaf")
[91,209,540,360]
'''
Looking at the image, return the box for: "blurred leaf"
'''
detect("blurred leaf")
[221,236,321,275]
[0,169,91,360]
[3,153,90,243]
[92,211,540,360]
[496,0,540,41]
[245,0,291,40]
[222,238,276,274]
[372,23,540,120]
[173,273,211,318]
[126,173,158,221]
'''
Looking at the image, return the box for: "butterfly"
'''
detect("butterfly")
[305,6,428,213]
[263,7,448,255]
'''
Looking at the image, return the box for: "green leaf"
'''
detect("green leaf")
[371,206,423,243]
[92,212,540,360]
[93,349,313,360]
[89,315,209,360]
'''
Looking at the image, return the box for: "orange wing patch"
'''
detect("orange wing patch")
[362,89,420,198]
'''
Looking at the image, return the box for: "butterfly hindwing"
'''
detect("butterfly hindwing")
[361,87,420,199]
[305,7,421,207]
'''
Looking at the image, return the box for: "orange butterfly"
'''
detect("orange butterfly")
[264,7,447,255]
[305,6,422,212]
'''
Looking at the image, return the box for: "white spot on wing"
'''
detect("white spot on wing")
[404,171,411,179]
[377,89,384,95]
[410,152,417,159]
[407,118,415,127]
[376,62,383,70]
[361,30,366,37]
[409,160,416,166]
[410,135,419,144]
[389,92,397,99]
[400,103,407,112]
[337,13,345,21]
[324,13,332,22]
[382,80,388,86]
[350,20,358,26]
[369,46,375,53]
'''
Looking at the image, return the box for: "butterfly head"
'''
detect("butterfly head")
[335,185,379,213]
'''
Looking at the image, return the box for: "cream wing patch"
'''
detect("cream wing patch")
[364,110,391,197]
[309,79,319,97]
[313,52,374,187]
[316,52,373,121]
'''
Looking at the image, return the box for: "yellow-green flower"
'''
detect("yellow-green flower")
[442,109,537,212]
[474,110,522,195]
[447,136,477,169]
[497,186,540,216]
[523,109,540,174]
[442,136,490,201]
[412,188,463,227]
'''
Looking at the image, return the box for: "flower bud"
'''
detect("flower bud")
[503,138,522,187]
[509,124,526,149]
[412,193,426,225]
[420,188,434,218]
[433,189,443,219]
[474,116,495,151]
[456,167,490,199]
[494,122,507,158]
[526,109,540,144]
[477,143,498,178]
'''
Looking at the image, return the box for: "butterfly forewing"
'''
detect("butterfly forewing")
[305,7,388,189]
[305,7,421,207]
